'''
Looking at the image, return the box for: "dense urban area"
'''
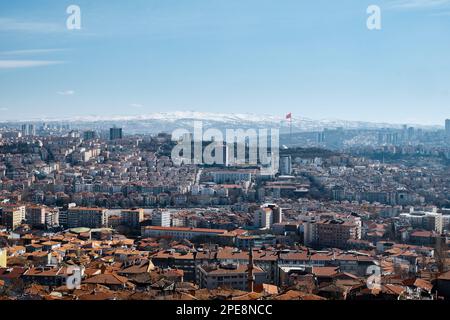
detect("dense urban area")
[0,120,449,301]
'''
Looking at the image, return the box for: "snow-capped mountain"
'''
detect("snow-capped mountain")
[5,111,441,133]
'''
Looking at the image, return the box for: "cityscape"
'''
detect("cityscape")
[0,116,449,301]
[1,0,450,306]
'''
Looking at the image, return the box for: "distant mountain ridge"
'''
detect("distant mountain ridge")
[2,111,441,133]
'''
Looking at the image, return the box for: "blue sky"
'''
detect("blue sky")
[1,0,450,124]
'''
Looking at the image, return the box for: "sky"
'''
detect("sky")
[1,0,450,125]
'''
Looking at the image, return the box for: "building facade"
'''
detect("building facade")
[67,207,107,228]
[121,208,144,228]
[152,210,171,227]
[197,263,266,291]
[0,205,25,230]
[304,217,362,249]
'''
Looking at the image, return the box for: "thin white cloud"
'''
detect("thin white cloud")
[0,107,8,112]
[0,18,65,33]
[0,18,63,33]
[0,18,98,37]
[0,60,64,69]
[130,103,144,108]
[0,49,67,55]
[57,90,75,96]
[388,0,450,9]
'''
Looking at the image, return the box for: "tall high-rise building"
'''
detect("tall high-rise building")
[110,127,123,140]
[83,130,96,141]
[446,119,450,137]
[279,155,292,175]
[21,124,36,137]
[317,132,325,144]
[21,124,28,136]
[408,126,415,140]
[28,124,36,136]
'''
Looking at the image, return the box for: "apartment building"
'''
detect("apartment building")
[120,208,144,228]
[151,210,171,227]
[252,203,283,229]
[211,170,255,184]
[67,207,107,228]
[45,208,59,227]
[151,250,196,281]
[400,208,444,234]
[304,217,362,249]
[0,205,25,230]
[252,208,273,229]
[26,205,45,226]
[197,263,266,291]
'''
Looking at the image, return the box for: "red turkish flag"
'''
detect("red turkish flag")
[286,113,292,120]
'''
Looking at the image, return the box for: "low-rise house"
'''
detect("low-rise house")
[83,272,132,291]
[22,267,68,286]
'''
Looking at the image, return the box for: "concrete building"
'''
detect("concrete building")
[400,208,443,234]
[279,155,292,175]
[152,210,171,227]
[67,207,107,228]
[25,205,46,227]
[58,203,76,228]
[83,130,96,141]
[45,208,59,228]
[26,205,59,228]
[265,203,283,224]
[21,124,36,137]
[304,217,362,249]
[252,204,282,229]
[197,263,266,291]
[151,250,196,281]
[109,127,123,140]
[252,207,272,229]
[120,208,144,228]
[0,205,25,230]
[211,170,254,184]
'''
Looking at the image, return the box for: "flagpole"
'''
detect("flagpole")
[290,115,292,146]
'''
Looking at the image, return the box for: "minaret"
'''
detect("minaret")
[247,245,255,292]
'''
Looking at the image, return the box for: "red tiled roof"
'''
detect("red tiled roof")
[83,273,128,285]
[144,226,227,234]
